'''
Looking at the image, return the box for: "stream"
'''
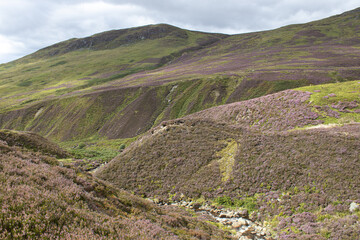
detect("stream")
[154,200,276,240]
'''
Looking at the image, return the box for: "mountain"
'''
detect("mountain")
[0,24,225,111]
[0,8,360,141]
[0,130,232,239]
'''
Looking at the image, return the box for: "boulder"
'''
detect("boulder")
[350,202,359,212]
[239,209,249,218]
[232,219,248,228]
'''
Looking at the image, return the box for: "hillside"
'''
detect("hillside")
[96,80,360,197]
[96,81,360,239]
[186,80,360,129]
[0,9,360,141]
[0,24,226,112]
[0,131,233,239]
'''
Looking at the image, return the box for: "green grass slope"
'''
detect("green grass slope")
[0,24,226,112]
[0,130,233,239]
[0,77,241,141]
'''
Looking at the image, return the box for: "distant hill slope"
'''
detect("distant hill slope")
[0,8,359,141]
[0,131,232,239]
[104,7,360,94]
[0,24,226,111]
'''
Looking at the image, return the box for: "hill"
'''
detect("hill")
[96,81,360,239]
[0,9,360,141]
[0,24,225,112]
[0,130,233,239]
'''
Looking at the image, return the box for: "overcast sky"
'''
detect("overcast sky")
[0,0,359,64]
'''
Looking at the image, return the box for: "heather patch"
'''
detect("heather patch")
[187,90,322,131]
[0,133,233,239]
[97,120,360,238]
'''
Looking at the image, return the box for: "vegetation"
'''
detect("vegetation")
[297,80,360,125]
[0,8,360,239]
[0,130,233,239]
[0,24,225,112]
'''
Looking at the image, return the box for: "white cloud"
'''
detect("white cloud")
[0,35,26,63]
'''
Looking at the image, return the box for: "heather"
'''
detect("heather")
[187,80,360,130]
[0,129,69,158]
[0,132,233,239]
[97,121,360,201]
[97,120,360,239]
[186,89,322,131]
[0,7,360,240]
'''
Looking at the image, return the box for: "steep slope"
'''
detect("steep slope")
[97,120,360,200]
[0,131,233,239]
[0,129,69,158]
[0,77,239,140]
[0,9,360,141]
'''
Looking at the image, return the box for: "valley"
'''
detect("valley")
[0,7,359,240]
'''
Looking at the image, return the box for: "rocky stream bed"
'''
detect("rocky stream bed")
[152,200,276,240]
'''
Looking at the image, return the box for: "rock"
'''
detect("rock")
[242,226,256,239]
[193,202,201,210]
[199,205,212,211]
[350,202,359,212]
[232,218,248,228]
[239,236,252,240]
[239,209,249,218]
[211,209,221,217]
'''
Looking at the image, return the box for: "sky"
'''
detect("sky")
[0,0,359,64]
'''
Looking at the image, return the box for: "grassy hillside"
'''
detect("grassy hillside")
[0,77,240,141]
[1,8,360,239]
[0,24,225,112]
[0,130,233,239]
